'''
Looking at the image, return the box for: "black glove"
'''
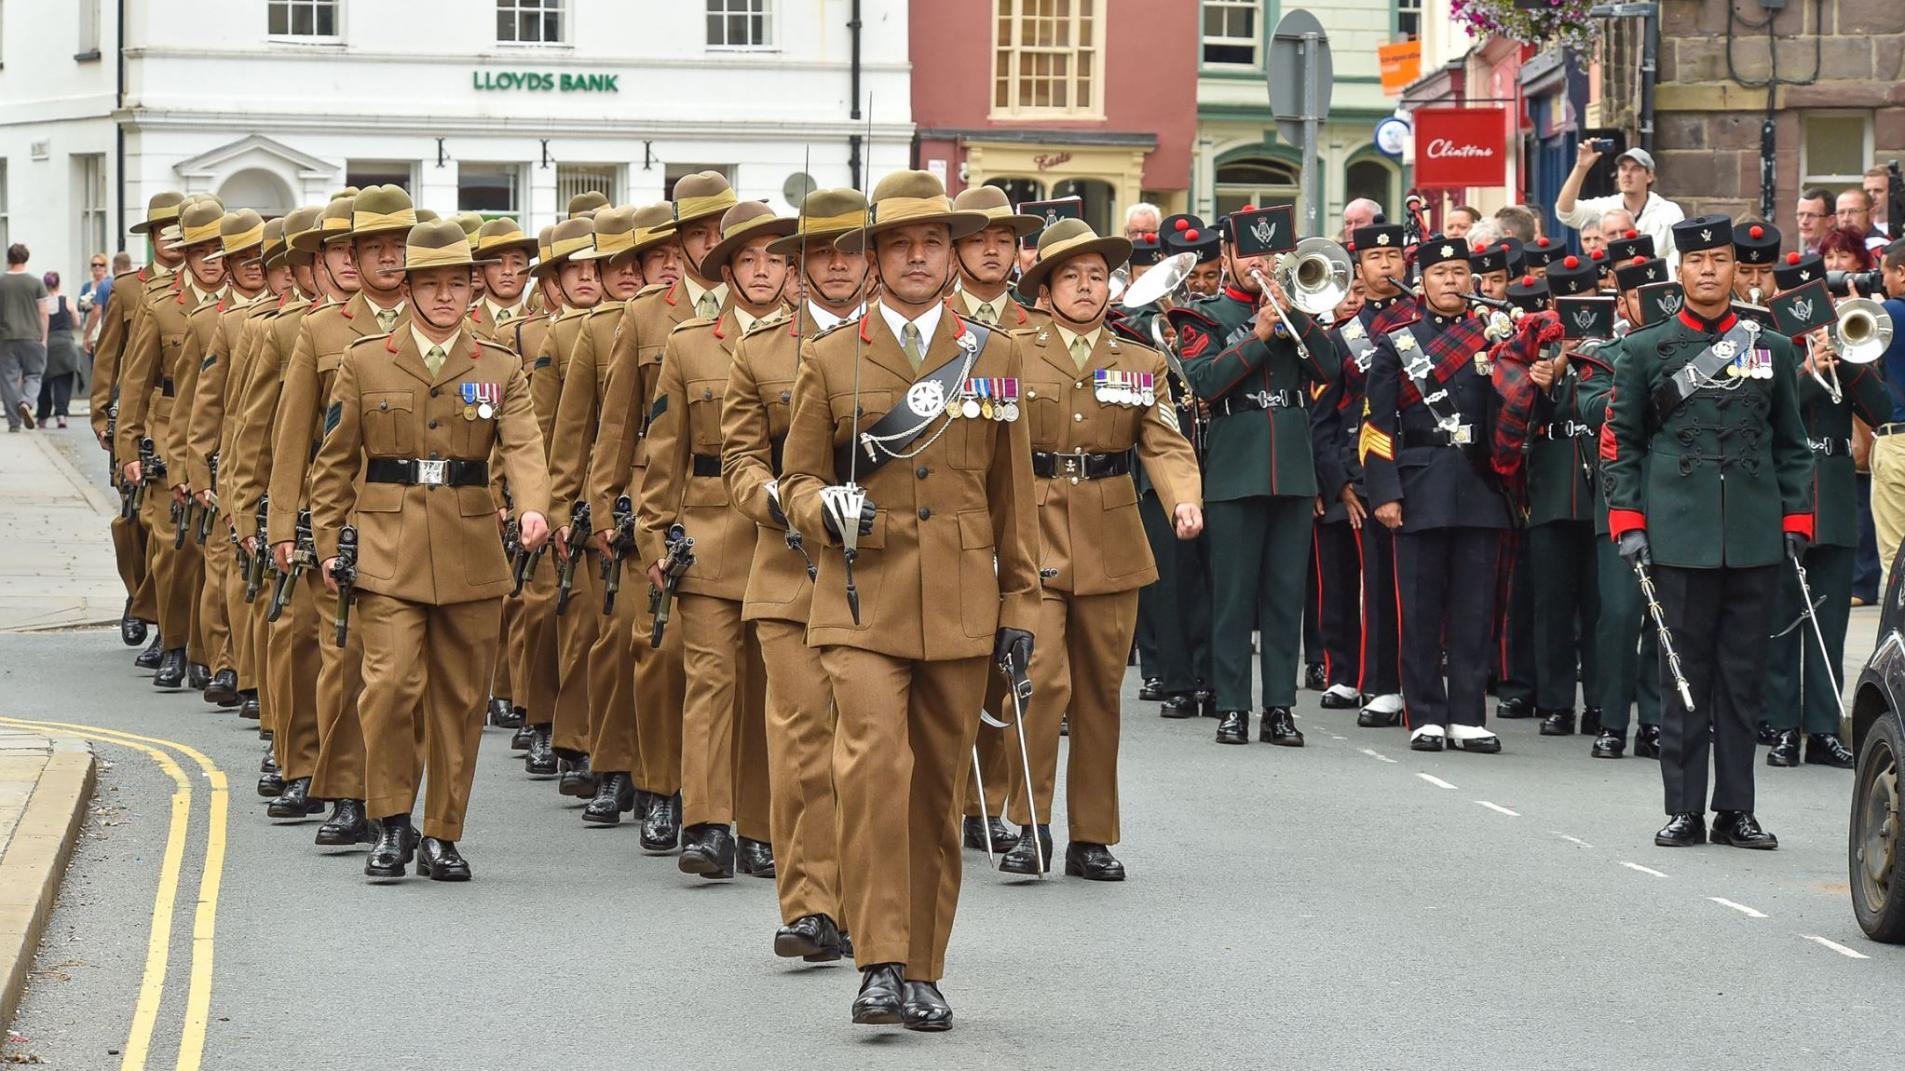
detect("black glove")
[1616,529,1651,568]
[820,490,877,541]
[993,627,1034,677]
[1785,531,1809,560]
[765,484,789,530]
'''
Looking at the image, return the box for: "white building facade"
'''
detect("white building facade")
[0,0,913,278]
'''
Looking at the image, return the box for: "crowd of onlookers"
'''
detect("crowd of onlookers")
[0,244,132,432]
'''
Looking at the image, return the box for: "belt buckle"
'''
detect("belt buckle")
[415,459,449,486]
[1059,455,1083,477]
[1246,389,1277,408]
[1449,425,1473,446]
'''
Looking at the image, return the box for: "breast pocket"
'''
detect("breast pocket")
[1028,393,1064,447]
[362,391,416,456]
[828,389,894,453]
[687,378,726,453]
[761,379,795,442]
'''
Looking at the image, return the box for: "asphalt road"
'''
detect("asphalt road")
[1,625,1900,1071]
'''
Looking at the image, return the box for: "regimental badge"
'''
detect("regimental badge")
[1251,217,1276,247]
[1660,289,1682,314]
[1791,296,1814,323]
[1700,228,1714,242]
[1572,307,1596,333]
[1377,233,1392,246]
[1712,339,1738,361]
[906,379,947,419]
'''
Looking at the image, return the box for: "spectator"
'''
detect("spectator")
[1464,219,1500,251]
[1579,220,1607,258]
[1122,202,1161,241]
[1444,205,1480,239]
[1818,226,1875,274]
[1556,144,1685,268]
[78,252,111,356]
[0,243,49,432]
[1493,204,1539,244]
[1867,165,1892,237]
[1340,197,1382,240]
[1599,207,1637,238]
[1795,188,1833,254]
[1864,239,1905,588]
[34,272,79,429]
[1837,188,1889,253]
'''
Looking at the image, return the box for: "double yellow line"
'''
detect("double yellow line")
[0,716,228,1071]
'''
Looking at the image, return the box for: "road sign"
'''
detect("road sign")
[1267,9,1332,236]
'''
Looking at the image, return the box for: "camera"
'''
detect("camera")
[1827,269,1885,297]
[1589,138,1616,154]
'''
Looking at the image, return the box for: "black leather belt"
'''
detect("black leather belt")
[1876,423,1905,437]
[365,458,489,487]
[1213,388,1296,417]
[159,377,176,397]
[692,453,722,478]
[1399,426,1480,450]
[1032,451,1131,480]
[1809,436,1852,456]
[1540,421,1594,440]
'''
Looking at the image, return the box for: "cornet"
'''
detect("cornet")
[1814,297,1895,403]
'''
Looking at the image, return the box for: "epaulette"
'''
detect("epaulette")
[811,315,859,341]
[113,267,140,282]
[475,337,518,359]
[587,301,625,319]
[670,317,715,335]
[635,281,669,297]
[741,314,788,339]
[348,331,393,353]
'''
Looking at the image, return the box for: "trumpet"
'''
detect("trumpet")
[1813,297,1895,403]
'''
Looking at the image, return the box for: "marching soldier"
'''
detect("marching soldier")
[1605,215,1811,848]
[586,171,738,852]
[1761,247,1878,769]
[779,170,1037,1030]
[310,219,553,882]
[1363,236,1517,753]
[502,225,561,754]
[1160,215,1222,298]
[638,200,792,880]
[725,186,870,954]
[1175,215,1339,746]
[995,219,1203,879]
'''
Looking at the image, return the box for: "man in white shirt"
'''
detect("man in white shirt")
[1555,144,1685,268]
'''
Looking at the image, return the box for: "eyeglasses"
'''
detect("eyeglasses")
[90,261,106,268]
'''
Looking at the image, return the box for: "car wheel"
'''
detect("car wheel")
[1851,714,1905,942]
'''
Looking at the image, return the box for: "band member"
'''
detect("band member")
[995,219,1202,879]
[1761,248,1880,769]
[1732,224,1780,304]
[779,170,1037,1030]
[1605,215,1811,848]
[726,187,870,956]
[1363,236,1516,753]
[1176,218,1338,746]
[1471,244,1512,301]
[1160,215,1222,298]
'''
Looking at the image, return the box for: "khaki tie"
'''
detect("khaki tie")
[1070,335,1093,371]
[901,322,925,371]
[424,344,446,379]
[696,292,720,320]
[375,307,400,332]
[494,305,513,324]
[976,301,998,325]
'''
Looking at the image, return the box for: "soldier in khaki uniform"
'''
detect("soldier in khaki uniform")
[501,225,561,751]
[586,171,737,851]
[93,191,186,656]
[995,220,1203,880]
[468,218,539,347]
[117,196,229,691]
[726,187,870,956]
[779,171,1038,1030]
[638,200,792,880]
[310,220,553,882]
[272,187,415,841]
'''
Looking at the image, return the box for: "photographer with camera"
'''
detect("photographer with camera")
[1865,239,1905,590]
[1556,143,1686,269]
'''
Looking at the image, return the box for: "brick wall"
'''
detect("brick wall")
[1604,0,1904,222]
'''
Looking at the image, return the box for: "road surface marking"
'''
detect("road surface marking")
[1620,861,1669,877]
[1707,897,1767,918]
[1359,748,1398,764]
[1417,773,1457,790]
[1552,833,1594,848]
[1475,801,1519,817]
[1800,934,1870,959]
[1327,734,1346,741]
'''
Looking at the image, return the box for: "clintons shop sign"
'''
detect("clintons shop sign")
[1412,107,1508,188]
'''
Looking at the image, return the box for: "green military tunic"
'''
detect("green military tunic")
[1525,343,1601,714]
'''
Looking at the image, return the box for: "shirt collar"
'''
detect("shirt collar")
[365,294,405,317]
[1054,324,1102,355]
[187,281,222,307]
[878,299,942,349]
[1223,284,1256,305]
[410,324,463,358]
[732,306,763,334]
[683,275,728,310]
[959,287,1010,322]
[484,297,524,322]
[807,301,861,333]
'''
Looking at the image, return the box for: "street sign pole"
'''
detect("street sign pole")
[1301,32,1321,237]
[1268,10,1332,238]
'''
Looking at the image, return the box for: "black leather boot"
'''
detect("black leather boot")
[1159,693,1200,719]
[1766,729,1802,767]
[1539,708,1576,736]
[1806,732,1855,768]
[417,836,472,881]
[134,631,164,669]
[256,761,285,799]
[1063,841,1126,881]
[1138,676,1165,701]
[775,913,849,962]
[509,721,533,749]
[203,667,240,706]
[152,647,187,688]
[523,725,557,776]
[678,823,735,879]
[737,836,776,878]
[120,601,148,646]
[185,661,210,690]
[266,776,324,819]
[962,815,1019,854]
[581,772,635,824]
[998,824,1053,875]
[1590,728,1626,758]
[557,752,596,797]
[1634,725,1662,758]
[1258,707,1303,746]
[1496,696,1533,719]
[364,817,417,879]
[1580,706,1603,735]
[641,791,681,853]
[1214,710,1249,745]
[238,690,260,720]
[316,798,375,847]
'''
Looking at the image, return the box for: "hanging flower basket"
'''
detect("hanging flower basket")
[1450,0,1602,50]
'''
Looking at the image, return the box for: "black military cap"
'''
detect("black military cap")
[1419,234,1471,271]
[1614,256,1669,293]
[1469,245,1510,276]
[1545,254,1602,296]
[1774,250,1826,293]
[1495,237,1526,276]
[1734,222,1782,265]
[1348,224,1406,254]
[1128,231,1162,267]
[1672,214,1733,253]
[1604,230,1655,264]
[1506,273,1551,313]
[1161,214,1220,263]
[1523,234,1567,269]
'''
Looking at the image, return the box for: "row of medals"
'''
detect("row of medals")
[1096,370,1157,408]
[1715,337,1772,379]
[947,379,1021,422]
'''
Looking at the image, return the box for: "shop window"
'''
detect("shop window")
[346,161,415,194]
[560,163,621,208]
[708,0,774,50]
[1052,178,1115,235]
[76,155,107,258]
[992,0,1102,118]
[1202,0,1259,67]
[986,177,1047,210]
[1345,158,1398,220]
[1803,112,1873,189]
[268,0,338,38]
[662,163,733,201]
[459,164,523,220]
[497,0,564,45]
[1214,159,1300,218]
[1395,0,1421,41]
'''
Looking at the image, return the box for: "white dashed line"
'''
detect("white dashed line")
[1359,748,1398,764]
[1552,833,1594,848]
[1707,897,1767,918]
[1620,861,1669,878]
[1417,773,1457,790]
[1327,734,1346,741]
[1800,934,1870,960]
[1475,800,1519,817]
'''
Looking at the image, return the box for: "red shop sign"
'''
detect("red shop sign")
[1413,107,1508,188]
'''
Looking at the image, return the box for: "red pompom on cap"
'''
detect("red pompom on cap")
[1749,225,1764,239]
[1174,218,1190,232]
[1590,249,1606,260]
[1184,229,1200,242]
[1625,229,1639,239]
[1536,237,1551,247]
[1563,255,1580,269]
[1241,204,1256,212]
[1787,251,1801,264]
[1143,232,1157,243]
[1632,255,1647,265]
[1521,274,1535,286]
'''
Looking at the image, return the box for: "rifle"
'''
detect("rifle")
[170,499,191,550]
[601,494,635,615]
[243,495,270,603]
[332,525,358,648]
[106,402,123,491]
[195,455,219,545]
[267,509,314,622]
[129,438,166,523]
[509,530,545,598]
[554,500,592,617]
[230,522,250,584]
[648,523,695,648]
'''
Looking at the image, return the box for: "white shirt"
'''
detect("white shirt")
[807,301,863,333]
[1556,190,1686,269]
[878,299,943,357]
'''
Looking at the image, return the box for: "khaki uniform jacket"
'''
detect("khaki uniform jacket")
[468,301,527,345]
[492,309,556,511]
[635,307,778,602]
[723,313,816,624]
[962,290,1050,332]
[269,292,407,545]
[115,280,214,465]
[165,293,231,491]
[545,301,627,511]
[308,330,551,605]
[585,281,704,524]
[210,298,287,520]
[90,266,174,441]
[225,296,312,526]
[530,307,593,452]
[780,309,1039,661]
[1014,326,1201,595]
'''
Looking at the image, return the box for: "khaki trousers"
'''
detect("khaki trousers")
[822,647,987,982]
[491,594,519,705]
[112,511,156,621]
[140,485,199,656]
[307,570,365,797]
[634,600,685,796]
[757,618,841,925]
[514,566,560,729]
[1872,433,1905,593]
[586,567,641,775]
[962,671,1012,819]
[1006,589,1137,844]
[552,555,600,756]
[677,593,769,837]
[197,527,234,674]
[265,571,322,783]
[224,534,254,689]
[357,592,498,840]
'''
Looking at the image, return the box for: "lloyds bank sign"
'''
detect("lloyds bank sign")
[470,69,621,93]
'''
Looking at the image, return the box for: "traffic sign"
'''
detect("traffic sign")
[1267,9,1332,236]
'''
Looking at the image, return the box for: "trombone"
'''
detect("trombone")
[1246,237,1353,365]
[1813,297,1894,404]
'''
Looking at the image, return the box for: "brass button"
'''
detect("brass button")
[917,507,931,520]
[1075,381,1083,389]
[1073,413,1083,422]
[780,390,791,402]
[703,388,714,400]
[428,420,438,429]
[916,466,929,479]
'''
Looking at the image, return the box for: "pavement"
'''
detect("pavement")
[0,730,94,1038]
[0,420,123,632]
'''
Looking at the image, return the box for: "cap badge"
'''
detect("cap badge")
[1376,233,1391,246]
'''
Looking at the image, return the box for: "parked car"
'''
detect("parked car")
[1851,567,1905,940]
